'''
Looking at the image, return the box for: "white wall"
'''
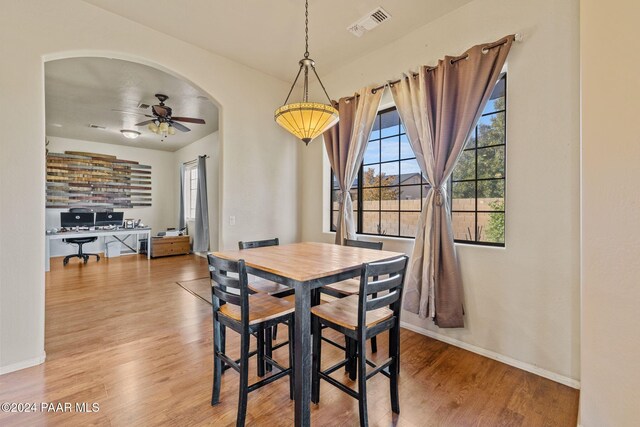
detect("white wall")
[45,136,176,257]
[0,0,299,372]
[174,132,220,251]
[301,0,581,383]
[580,0,640,424]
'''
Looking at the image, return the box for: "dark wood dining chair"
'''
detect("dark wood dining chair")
[208,254,295,427]
[311,256,408,427]
[238,238,294,373]
[322,238,384,364]
[238,238,293,297]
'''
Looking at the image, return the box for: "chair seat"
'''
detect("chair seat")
[248,277,292,295]
[219,293,294,325]
[311,295,392,330]
[323,278,360,296]
[63,237,98,244]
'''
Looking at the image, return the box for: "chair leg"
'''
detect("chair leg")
[211,318,223,406]
[357,338,369,427]
[236,330,250,427]
[257,326,265,377]
[347,337,357,381]
[221,325,227,374]
[273,324,278,341]
[344,336,350,374]
[265,327,273,373]
[390,326,400,414]
[288,318,295,401]
[311,315,321,404]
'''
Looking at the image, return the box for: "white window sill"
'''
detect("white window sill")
[322,231,506,250]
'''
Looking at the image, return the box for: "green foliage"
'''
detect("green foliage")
[362,167,399,201]
[452,97,505,199]
[486,200,505,243]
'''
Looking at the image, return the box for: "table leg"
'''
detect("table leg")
[294,281,311,427]
[147,231,151,260]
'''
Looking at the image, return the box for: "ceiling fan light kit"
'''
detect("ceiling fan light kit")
[274,0,339,145]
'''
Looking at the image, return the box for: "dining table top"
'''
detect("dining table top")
[212,241,404,282]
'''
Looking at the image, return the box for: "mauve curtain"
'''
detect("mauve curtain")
[193,156,210,252]
[179,163,186,230]
[324,85,382,244]
[390,36,513,327]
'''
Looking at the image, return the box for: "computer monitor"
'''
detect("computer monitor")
[95,211,124,227]
[60,212,95,228]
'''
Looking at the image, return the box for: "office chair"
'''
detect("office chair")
[63,208,101,266]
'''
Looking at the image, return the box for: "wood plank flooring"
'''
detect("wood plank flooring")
[0,255,579,426]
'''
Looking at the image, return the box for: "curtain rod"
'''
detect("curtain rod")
[341,34,522,101]
[183,155,210,166]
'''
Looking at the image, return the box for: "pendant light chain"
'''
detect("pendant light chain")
[304,0,309,58]
[273,0,339,145]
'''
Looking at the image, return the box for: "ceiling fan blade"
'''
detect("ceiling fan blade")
[171,121,191,132]
[171,117,206,124]
[110,109,149,117]
[135,120,155,126]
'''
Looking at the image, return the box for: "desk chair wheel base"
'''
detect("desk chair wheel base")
[62,237,101,266]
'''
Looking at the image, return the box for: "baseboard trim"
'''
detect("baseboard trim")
[400,321,580,389]
[0,352,46,375]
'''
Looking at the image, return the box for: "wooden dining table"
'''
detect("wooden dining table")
[213,241,404,426]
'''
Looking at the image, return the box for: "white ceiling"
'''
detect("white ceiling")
[45,57,219,152]
[47,1,474,152]
[80,0,475,82]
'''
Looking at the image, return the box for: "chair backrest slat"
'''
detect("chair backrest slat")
[362,256,406,277]
[366,289,401,311]
[344,239,383,250]
[238,238,279,250]
[208,254,249,324]
[213,286,243,306]
[364,274,403,295]
[210,270,242,289]
[208,255,241,273]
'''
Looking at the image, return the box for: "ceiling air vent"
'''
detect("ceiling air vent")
[137,102,150,109]
[88,124,107,130]
[347,7,391,37]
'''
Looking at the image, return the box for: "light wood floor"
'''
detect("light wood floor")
[0,255,579,426]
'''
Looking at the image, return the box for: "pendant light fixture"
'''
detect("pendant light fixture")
[274,0,339,145]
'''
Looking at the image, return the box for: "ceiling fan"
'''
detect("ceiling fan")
[135,94,206,135]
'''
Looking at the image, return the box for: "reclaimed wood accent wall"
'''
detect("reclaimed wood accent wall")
[46,151,152,208]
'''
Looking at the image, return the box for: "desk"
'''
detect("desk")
[45,227,151,271]
[213,242,404,427]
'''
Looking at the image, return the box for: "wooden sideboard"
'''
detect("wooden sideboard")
[151,236,191,258]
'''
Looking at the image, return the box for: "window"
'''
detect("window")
[450,74,506,246]
[330,107,428,238]
[183,164,198,220]
[330,74,506,245]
